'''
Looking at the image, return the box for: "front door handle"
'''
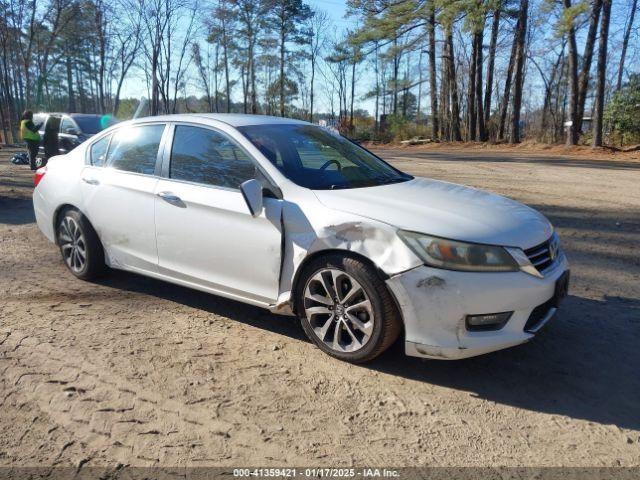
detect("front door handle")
[82,177,99,185]
[157,191,182,204]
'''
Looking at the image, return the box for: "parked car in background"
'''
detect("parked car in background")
[32,114,569,363]
[33,113,118,159]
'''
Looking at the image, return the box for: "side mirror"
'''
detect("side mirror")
[240,179,263,217]
[65,128,79,135]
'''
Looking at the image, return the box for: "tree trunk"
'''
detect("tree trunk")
[616,0,637,91]
[440,32,451,139]
[498,15,520,140]
[249,26,257,114]
[392,39,399,115]
[540,44,565,141]
[96,5,106,113]
[510,0,528,143]
[592,0,611,147]
[310,56,315,123]
[468,33,477,141]
[221,16,231,113]
[475,29,487,141]
[446,29,462,141]
[241,65,247,113]
[563,0,579,146]
[66,55,76,112]
[576,0,603,134]
[279,24,286,117]
[214,45,220,112]
[350,58,356,132]
[427,9,439,139]
[484,7,500,128]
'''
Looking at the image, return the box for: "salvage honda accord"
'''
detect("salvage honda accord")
[33,114,569,362]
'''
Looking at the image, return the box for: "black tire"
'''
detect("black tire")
[295,253,402,363]
[56,208,106,280]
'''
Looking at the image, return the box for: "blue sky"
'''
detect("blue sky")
[309,0,350,30]
[120,0,639,119]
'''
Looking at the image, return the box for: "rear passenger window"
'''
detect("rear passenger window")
[107,124,165,175]
[90,135,111,166]
[170,125,255,189]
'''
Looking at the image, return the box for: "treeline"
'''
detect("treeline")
[0,0,639,146]
[345,0,638,145]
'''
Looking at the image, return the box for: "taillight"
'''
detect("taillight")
[34,166,47,187]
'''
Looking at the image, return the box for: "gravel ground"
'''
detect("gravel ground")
[0,146,638,470]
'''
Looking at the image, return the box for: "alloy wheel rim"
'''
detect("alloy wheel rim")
[303,268,375,353]
[59,216,87,273]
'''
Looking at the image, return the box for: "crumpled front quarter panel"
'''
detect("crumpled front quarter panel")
[275,188,422,307]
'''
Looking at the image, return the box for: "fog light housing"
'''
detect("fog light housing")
[465,311,513,331]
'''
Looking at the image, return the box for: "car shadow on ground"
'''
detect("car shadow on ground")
[98,270,639,431]
[372,294,640,431]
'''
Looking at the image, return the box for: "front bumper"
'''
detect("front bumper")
[386,254,569,360]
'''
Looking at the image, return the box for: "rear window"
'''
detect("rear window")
[106,125,165,175]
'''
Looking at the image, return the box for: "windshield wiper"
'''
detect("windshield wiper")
[373,176,406,186]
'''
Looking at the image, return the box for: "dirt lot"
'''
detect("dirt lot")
[0,145,639,470]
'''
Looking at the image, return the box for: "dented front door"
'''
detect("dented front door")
[154,180,283,305]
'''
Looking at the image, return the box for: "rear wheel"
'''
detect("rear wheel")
[296,253,402,363]
[56,208,106,280]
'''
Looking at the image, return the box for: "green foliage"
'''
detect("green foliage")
[604,74,640,145]
[385,114,431,142]
[553,0,589,37]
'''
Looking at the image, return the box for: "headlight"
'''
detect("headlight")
[397,231,519,272]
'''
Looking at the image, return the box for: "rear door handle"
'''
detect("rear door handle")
[82,177,99,185]
[157,191,182,204]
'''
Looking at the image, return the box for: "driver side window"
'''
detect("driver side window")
[170,125,256,189]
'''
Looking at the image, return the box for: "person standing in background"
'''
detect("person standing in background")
[20,110,42,171]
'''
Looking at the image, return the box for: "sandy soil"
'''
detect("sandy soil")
[0,146,638,470]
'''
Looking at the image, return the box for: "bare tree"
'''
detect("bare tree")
[192,42,213,112]
[426,5,438,139]
[510,0,528,143]
[306,8,328,123]
[498,15,520,141]
[592,0,612,147]
[484,5,500,128]
[576,0,603,134]
[616,0,637,91]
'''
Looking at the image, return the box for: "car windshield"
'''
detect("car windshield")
[237,124,412,190]
[73,115,117,134]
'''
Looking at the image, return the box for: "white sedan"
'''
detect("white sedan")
[33,114,569,362]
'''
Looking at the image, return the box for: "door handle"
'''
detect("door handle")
[82,177,99,185]
[157,191,182,204]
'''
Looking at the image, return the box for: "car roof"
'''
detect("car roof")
[128,113,311,128]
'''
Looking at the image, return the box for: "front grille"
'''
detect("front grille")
[524,234,559,274]
[524,297,555,332]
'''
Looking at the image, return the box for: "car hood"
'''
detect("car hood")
[313,177,553,249]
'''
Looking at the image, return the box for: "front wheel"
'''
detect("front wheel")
[56,208,106,280]
[296,254,402,363]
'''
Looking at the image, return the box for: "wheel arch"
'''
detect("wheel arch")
[52,204,102,249]
[290,248,402,319]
